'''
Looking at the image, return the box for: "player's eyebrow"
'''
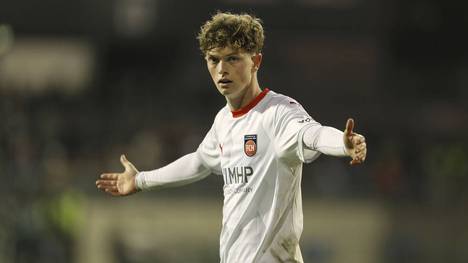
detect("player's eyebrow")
[206,51,240,59]
[223,52,240,57]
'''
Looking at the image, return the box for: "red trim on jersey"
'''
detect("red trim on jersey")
[231,88,270,118]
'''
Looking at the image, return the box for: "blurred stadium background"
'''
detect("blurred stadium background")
[0,0,467,262]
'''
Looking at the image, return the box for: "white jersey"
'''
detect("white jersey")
[197,89,322,263]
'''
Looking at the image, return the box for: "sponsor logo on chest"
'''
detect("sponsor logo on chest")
[222,166,253,185]
[244,134,257,157]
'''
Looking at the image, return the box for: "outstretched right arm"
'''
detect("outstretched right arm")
[97,120,221,196]
[135,152,211,190]
[96,152,211,196]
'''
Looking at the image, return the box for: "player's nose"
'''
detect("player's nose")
[217,60,228,75]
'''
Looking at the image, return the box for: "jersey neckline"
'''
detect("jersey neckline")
[231,88,270,118]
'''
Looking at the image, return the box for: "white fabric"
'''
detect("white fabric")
[135,152,210,190]
[198,90,334,263]
[302,125,348,158]
[135,90,347,263]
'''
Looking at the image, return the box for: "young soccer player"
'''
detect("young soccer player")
[96,12,367,263]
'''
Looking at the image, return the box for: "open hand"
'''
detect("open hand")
[96,154,139,196]
[343,118,367,165]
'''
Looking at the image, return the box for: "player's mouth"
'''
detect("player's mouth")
[218,79,233,86]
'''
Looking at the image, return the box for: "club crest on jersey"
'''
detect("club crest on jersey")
[244,134,257,157]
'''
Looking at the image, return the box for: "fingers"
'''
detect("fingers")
[344,118,354,137]
[99,173,119,180]
[96,178,116,190]
[96,180,122,196]
[96,179,116,187]
[356,142,367,152]
[96,173,120,193]
[352,134,366,145]
[348,133,367,165]
[96,155,136,197]
[343,118,367,166]
[349,141,367,165]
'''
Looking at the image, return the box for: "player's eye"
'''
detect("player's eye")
[227,56,239,62]
[208,56,219,64]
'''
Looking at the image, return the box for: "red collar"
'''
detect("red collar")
[231,88,270,118]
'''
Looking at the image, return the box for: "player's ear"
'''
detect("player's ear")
[252,53,262,72]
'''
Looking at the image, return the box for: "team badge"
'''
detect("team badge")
[244,134,257,157]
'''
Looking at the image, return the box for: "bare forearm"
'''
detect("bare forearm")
[135,152,211,190]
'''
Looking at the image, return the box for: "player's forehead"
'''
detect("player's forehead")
[206,46,249,58]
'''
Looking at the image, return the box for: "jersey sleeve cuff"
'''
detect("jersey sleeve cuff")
[135,172,148,191]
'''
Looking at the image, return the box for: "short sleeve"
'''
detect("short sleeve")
[273,98,321,164]
[196,124,222,175]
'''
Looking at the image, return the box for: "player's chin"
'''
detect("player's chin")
[216,85,233,95]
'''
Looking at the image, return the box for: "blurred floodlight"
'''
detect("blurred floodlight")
[0,38,95,95]
[0,24,14,56]
[114,0,157,38]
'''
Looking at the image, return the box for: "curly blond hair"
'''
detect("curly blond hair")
[197,12,265,54]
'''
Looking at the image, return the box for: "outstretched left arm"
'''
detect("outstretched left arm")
[302,118,367,165]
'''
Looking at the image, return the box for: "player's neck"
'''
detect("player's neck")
[226,79,262,111]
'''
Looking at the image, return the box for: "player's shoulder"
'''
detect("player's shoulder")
[265,90,304,111]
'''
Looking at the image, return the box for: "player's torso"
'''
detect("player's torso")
[214,92,305,263]
[216,109,274,194]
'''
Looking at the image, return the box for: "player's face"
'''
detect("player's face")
[205,46,260,99]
